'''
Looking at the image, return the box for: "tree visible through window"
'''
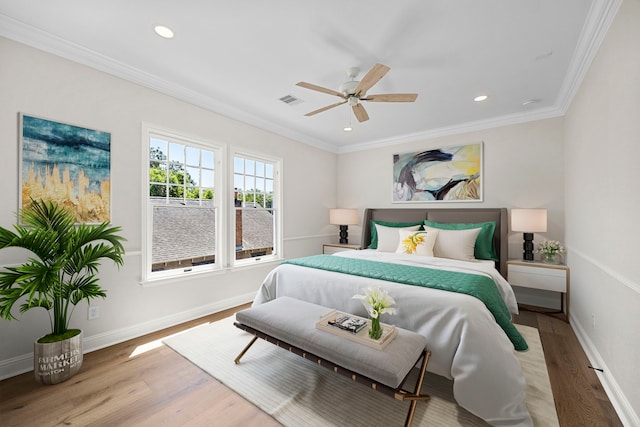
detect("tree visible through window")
[234,155,276,261]
[148,135,217,274]
[143,125,281,282]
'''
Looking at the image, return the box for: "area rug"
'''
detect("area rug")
[163,317,558,426]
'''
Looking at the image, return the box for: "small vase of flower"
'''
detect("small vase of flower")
[369,316,382,339]
[353,286,396,340]
[536,239,565,264]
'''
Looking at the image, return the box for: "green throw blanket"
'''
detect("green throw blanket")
[283,255,527,351]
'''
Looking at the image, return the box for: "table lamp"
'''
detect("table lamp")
[329,208,359,244]
[511,208,547,261]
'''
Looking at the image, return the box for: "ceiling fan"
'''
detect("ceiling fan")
[296,63,418,123]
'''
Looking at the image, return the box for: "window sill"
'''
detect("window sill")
[140,257,282,287]
[230,257,282,272]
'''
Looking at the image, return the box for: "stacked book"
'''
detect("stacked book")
[327,314,368,334]
[316,310,397,350]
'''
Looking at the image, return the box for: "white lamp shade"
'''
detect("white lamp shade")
[511,208,547,232]
[329,208,359,225]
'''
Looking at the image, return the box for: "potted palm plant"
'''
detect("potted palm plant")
[0,199,125,384]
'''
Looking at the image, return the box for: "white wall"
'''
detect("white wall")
[337,118,566,260]
[337,119,569,311]
[0,37,337,378]
[564,0,640,424]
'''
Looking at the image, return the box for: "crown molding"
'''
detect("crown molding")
[0,13,336,154]
[340,0,621,154]
[1,1,621,155]
[556,0,622,113]
[336,106,564,153]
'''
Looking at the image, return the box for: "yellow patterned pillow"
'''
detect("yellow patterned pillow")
[395,229,439,256]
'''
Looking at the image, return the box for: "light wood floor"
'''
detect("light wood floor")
[0,304,623,427]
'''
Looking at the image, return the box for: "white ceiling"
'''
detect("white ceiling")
[0,1,618,153]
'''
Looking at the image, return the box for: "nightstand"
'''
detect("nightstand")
[507,260,570,321]
[322,243,361,255]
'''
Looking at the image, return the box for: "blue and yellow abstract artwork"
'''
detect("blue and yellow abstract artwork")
[20,114,111,223]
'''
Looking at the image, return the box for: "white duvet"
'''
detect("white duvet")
[253,250,533,427]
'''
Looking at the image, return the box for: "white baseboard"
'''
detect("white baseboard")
[0,354,33,381]
[0,292,254,381]
[570,313,639,427]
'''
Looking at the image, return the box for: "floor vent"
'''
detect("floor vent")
[279,94,303,105]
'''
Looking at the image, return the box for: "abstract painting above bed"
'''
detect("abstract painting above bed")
[392,143,482,203]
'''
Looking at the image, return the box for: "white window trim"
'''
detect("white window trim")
[229,148,283,268]
[141,122,227,284]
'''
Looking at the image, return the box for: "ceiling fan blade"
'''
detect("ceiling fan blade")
[304,100,348,117]
[362,93,418,102]
[296,82,345,98]
[354,63,390,96]
[352,103,369,122]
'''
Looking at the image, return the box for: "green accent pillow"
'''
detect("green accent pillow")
[368,220,424,249]
[423,220,497,261]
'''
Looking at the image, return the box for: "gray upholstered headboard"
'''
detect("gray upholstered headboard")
[361,208,508,277]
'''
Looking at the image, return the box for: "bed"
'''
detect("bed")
[253,208,533,426]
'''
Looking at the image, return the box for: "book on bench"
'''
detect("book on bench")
[316,310,398,350]
[327,314,368,334]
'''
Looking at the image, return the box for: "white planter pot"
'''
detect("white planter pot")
[33,330,83,384]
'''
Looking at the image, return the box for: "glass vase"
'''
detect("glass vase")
[369,316,382,340]
[542,253,560,264]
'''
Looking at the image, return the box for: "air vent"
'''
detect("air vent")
[279,94,303,105]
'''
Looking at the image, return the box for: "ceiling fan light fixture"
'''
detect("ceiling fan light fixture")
[474,95,488,102]
[339,80,359,96]
[296,63,417,123]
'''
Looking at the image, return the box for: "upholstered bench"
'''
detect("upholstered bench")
[234,296,431,427]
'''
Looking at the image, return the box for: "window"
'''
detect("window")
[233,154,279,264]
[143,125,282,283]
[144,127,222,281]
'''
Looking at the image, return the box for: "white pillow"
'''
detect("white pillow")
[375,224,421,252]
[423,225,481,261]
[395,229,439,256]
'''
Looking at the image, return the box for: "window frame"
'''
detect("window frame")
[141,124,283,286]
[229,148,283,267]
[142,123,226,284]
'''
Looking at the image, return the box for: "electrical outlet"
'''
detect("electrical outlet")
[88,305,100,320]
[591,313,596,329]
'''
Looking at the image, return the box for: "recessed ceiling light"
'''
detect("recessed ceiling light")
[154,25,174,39]
[343,126,353,132]
[522,99,540,106]
[474,95,488,102]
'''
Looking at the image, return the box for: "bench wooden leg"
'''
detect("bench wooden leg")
[234,336,258,364]
[403,350,431,427]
